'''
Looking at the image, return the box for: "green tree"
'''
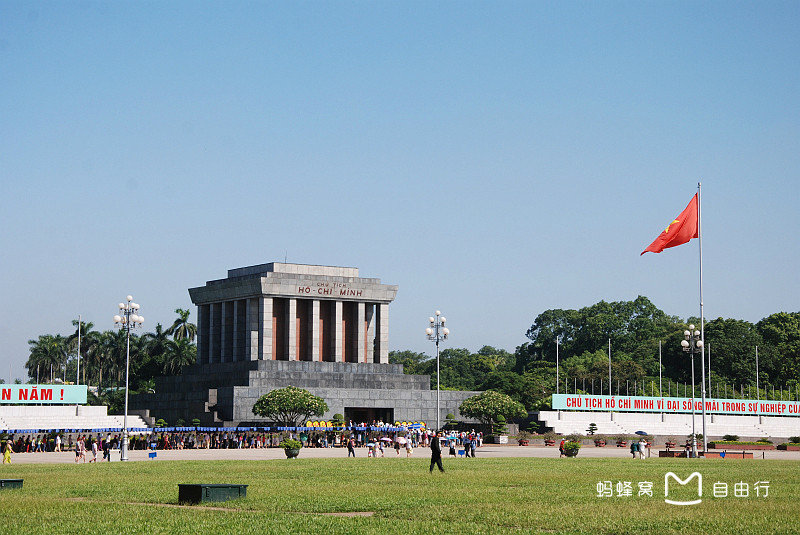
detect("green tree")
[757,312,800,383]
[26,334,68,383]
[252,386,329,427]
[162,338,197,375]
[167,308,197,342]
[389,350,432,375]
[66,320,98,384]
[703,318,763,386]
[459,390,527,428]
[136,323,170,385]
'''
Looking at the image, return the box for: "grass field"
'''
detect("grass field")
[1,456,799,534]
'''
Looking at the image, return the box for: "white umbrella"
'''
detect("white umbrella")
[397,437,407,444]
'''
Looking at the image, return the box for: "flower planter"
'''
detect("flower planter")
[616,441,627,447]
[594,441,606,447]
[284,448,301,458]
[544,440,556,447]
[703,451,754,459]
[664,442,676,450]
[778,444,800,451]
[564,449,579,457]
[708,443,774,450]
[518,439,530,446]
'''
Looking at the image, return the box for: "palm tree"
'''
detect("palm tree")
[26,335,67,383]
[91,329,130,390]
[66,320,98,384]
[162,338,197,375]
[166,308,197,343]
[142,323,170,360]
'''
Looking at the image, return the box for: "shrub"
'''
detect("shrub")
[790,436,800,444]
[723,434,740,442]
[252,386,328,427]
[563,440,582,450]
[493,415,508,435]
[758,437,773,444]
[445,413,459,429]
[280,438,303,450]
[586,423,598,436]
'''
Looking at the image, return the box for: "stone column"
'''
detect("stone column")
[245,298,261,360]
[259,296,273,361]
[356,302,366,363]
[232,300,239,362]
[209,302,221,364]
[288,298,297,361]
[365,304,375,363]
[376,303,389,363]
[220,301,229,363]
[247,298,259,361]
[311,299,320,362]
[197,304,209,365]
[334,300,343,363]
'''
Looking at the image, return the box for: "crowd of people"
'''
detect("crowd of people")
[0,426,485,461]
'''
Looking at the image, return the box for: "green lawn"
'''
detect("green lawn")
[1,457,798,534]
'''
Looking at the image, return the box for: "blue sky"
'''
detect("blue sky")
[1,1,798,383]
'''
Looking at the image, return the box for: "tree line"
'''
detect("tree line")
[23,309,198,401]
[390,296,800,411]
[22,296,799,414]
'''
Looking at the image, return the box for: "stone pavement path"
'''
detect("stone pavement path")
[7,444,800,464]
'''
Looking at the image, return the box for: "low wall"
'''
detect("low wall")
[0,406,108,417]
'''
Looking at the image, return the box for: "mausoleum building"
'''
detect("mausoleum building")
[131,262,479,427]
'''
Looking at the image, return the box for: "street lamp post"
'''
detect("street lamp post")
[426,311,449,431]
[113,295,143,462]
[681,325,704,458]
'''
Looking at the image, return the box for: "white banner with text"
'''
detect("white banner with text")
[551,394,800,417]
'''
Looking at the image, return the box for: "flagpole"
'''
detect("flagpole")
[608,338,611,395]
[708,342,711,394]
[698,182,708,454]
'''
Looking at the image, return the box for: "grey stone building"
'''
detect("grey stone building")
[131,262,479,427]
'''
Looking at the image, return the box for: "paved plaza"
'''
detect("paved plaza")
[7,444,800,464]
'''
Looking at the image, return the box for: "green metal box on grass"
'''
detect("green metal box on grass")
[178,484,247,504]
[0,479,23,489]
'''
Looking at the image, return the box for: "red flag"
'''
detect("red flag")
[641,194,699,255]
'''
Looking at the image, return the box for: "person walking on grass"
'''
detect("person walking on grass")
[2,440,12,464]
[75,436,87,463]
[429,432,445,473]
[89,437,98,463]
